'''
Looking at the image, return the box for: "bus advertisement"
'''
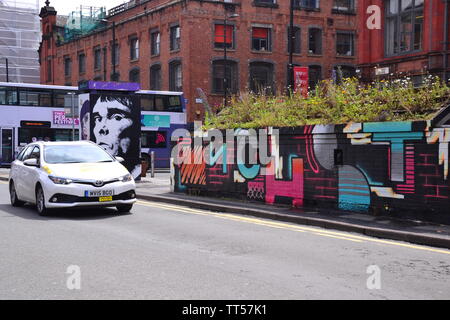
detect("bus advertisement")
[0,81,187,169]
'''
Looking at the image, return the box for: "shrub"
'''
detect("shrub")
[204,75,450,129]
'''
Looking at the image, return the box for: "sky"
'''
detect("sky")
[39,0,127,15]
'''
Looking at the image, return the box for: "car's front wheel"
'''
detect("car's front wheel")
[36,185,49,216]
[10,181,24,207]
[116,204,133,214]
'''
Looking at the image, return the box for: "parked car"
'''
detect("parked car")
[9,141,136,216]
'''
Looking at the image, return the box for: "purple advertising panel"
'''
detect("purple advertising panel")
[90,93,141,178]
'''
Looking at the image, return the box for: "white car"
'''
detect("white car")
[9,141,136,216]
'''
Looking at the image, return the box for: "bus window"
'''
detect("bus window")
[19,89,52,107]
[0,87,18,105]
[141,96,154,111]
[54,91,75,107]
[141,131,167,148]
[168,95,182,112]
[155,96,165,111]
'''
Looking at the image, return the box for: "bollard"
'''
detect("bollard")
[151,151,155,178]
[141,159,147,177]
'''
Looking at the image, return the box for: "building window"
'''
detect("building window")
[111,72,120,82]
[287,26,301,54]
[78,53,86,74]
[336,32,355,56]
[170,25,181,51]
[169,61,182,91]
[252,27,271,52]
[150,64,162,90]
[94,47,102,70]
[214,24,234,49]
[129,68,140,84]
[334,65,356,83]
[308,28,322,55]
[308,65,322,89]
[151,31,160,56]
[212,60,238,94]
[46,60,52,82]
[130,37,139,61]
[254,0,278,8]
[249,62,274,95]
[385,0,424,56]
[112,44,120,66]
[64,57,72,77]
[332,0,354,13]
[294,0,320,10]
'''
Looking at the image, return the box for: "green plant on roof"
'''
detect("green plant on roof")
[204,75,450,130]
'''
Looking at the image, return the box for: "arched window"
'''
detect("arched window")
[212,60,238,94]
[308,65,322,89]
[334,65,356,84]
[249,61,274,95]
[169,60,182,91]
[150,64,162,90]
[129,68,140,84]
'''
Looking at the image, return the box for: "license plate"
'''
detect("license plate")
[99,196,113,202]
[85,190,114,197]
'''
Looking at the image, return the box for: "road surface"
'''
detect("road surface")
[0,181,449,300]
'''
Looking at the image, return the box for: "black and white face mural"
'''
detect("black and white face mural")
[90,94,141,178]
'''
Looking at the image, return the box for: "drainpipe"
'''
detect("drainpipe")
[5,58,9,82]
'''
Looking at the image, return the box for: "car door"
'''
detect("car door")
[13,146,33,200]
[21,145,41,202]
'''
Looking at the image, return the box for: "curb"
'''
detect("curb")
[137,193,450,250]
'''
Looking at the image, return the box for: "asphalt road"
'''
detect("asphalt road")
[0,181,449,300]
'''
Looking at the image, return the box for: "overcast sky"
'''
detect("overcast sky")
[39,0,127,16]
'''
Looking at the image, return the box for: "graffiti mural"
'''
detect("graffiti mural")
[172,120,450,224]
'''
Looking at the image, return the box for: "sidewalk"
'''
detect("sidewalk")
[2,168,450,249]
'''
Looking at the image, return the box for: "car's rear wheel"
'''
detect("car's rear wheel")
[116,204,133,214]
[10,181,24,207]
[36,185,49,216]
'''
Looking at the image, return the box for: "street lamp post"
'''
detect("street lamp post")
[223,13,239,108]
[68,92,76,141]
[112,21,117,81]
[101,19,117,81]
[288,0,295,91]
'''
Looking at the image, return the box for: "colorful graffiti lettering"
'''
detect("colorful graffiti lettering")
[173,120,450,223]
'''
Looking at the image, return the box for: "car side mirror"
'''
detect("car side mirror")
[24,158,39,167]
[115,156,125,163]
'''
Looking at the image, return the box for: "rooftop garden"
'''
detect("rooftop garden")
[204,75,450,130]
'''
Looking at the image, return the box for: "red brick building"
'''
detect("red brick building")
[39,0,358,122]
[357,0,450,84]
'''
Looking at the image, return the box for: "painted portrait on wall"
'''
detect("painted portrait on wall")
[90,94,141,178]
[79,96,91,141]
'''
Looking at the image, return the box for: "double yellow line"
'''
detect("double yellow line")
[136,200,450,256]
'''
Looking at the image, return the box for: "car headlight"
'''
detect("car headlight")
[119,174,133,182]
[48,176,73,185]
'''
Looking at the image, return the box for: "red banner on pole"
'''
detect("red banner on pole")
[293,66,309,98]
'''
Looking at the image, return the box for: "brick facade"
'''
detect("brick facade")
[357,0,450,84]
[39,0,358,122]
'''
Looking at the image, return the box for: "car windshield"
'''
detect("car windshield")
[44,144,114,164]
